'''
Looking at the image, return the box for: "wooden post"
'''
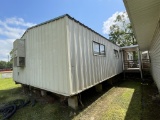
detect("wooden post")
[138,49,143,79]
[121,50,125,79]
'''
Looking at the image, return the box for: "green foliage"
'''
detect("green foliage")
[0,49,13,69]
[109,12,137,47]
[6,61,13,68]
[0,61,12,69]
[0,61,7,69]
[10,49,14,62]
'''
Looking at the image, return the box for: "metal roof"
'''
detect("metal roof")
[123,0,160,51]
[21,14,119,47]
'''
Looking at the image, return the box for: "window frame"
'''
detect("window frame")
[13,57,25,67]
[93,41,106,56]
[100,44,105,55]
[114,49,119,58]
[93,41,100,55]
[19,57,25,66]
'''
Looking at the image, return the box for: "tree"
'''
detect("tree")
[0,61,13,69]
[10,49,14,63]
[108,12,137,59]
[6,61,13,68]
[109,12,137,47]
[0,61,7,69]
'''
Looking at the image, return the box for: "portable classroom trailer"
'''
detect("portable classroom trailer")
[13,14,123,108]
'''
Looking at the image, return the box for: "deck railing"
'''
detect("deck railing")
[142,59,150,69]
[124,60,139,69]
[124,59,150,70]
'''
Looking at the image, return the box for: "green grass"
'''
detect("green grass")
[0,78,22,103]
[73,80,142,120]
[0,74,159,120]
[11,102,72,120]
[0,76,73,120]
[142,82,160,120]
[102,80,141,120]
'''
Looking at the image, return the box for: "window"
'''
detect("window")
[114,49,119,58]
[93,42,100,55]
[14,57,25,67]
[19,57,25,66]
[100,44,105,55]
[93,41,106,56]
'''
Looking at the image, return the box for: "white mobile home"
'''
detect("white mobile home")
[123,0,160,90]
[13,14,123,108]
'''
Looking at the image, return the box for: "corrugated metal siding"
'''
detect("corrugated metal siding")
[13,15,123,96]
[150,23,160,91]
[67,18,123,94]
[13,17,71,96]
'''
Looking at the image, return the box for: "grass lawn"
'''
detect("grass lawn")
[74,80,142,120]
[0,74,159,120]
[100,80,142,120]
[0,78,22,103]
[0,76,72,120]
[142,82,160,120]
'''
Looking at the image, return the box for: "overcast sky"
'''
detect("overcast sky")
[0,0,126,61]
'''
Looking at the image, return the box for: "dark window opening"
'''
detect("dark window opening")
[114,49,119,58]
[19,57,25,66]
[14,57,25,67]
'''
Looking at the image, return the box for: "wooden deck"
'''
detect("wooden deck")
[123,59,150,78]
[124,68,140,72]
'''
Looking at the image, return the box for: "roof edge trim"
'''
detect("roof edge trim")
[21,14,119,47]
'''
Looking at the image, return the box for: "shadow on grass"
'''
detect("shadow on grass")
[123,72,160,120]
[73,72,144,120]
[121,79,142,120]
[141,80,160,120]
[79,74,122,110]
[118,72,144,120]
[0,87,25,104]
[1,73,159,120]
[0,87,74,120]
